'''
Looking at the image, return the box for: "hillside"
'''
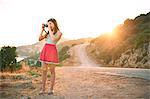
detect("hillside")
[87,12,150,69]
[16,36,92,66]
[16,36,69,57]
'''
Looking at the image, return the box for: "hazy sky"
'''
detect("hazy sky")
[0,0,150,46]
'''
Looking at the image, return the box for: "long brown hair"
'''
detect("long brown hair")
[47,18,59,34]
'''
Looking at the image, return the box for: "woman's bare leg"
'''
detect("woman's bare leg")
[40,63,48,93]
[49,65,56,91]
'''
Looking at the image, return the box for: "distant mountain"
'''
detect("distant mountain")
[87,12,150,69]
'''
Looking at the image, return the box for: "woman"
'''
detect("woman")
[38,18,62,95]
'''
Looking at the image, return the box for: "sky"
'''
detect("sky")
[0,0,150,47]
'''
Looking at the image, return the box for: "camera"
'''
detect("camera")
[43,24,48,27]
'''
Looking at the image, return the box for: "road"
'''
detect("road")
[74,43,150,80]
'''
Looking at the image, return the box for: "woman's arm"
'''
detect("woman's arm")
[49,31,62,42]
[38,25,48,41]
[39,32,49,41]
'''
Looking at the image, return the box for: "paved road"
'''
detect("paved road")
[75,43,100,67]
[74,43,150,80]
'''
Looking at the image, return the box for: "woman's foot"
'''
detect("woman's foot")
[48,89,54,95]
[39,90,45,95]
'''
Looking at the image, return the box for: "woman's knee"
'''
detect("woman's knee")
[42,63,48,71]
[50,66,55,75]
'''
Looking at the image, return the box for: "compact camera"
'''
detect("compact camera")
[43,24,48,27]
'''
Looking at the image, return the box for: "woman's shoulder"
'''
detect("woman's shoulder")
[57,30,62,35]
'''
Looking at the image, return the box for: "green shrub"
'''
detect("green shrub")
[27,70,40,77]
[58,46,70,62]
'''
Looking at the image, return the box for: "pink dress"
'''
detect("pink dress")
[39,32,60,65]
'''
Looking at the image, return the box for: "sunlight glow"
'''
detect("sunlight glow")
[0,0,150,46]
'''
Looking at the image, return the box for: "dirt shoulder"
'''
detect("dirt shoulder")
[0,67,149,99]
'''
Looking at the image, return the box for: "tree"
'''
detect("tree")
[0,46,17,72]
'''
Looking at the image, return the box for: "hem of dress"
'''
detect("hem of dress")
[39,60,59,65]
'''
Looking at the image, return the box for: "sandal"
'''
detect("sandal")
[48,90,54,95]
[39,90,46,95]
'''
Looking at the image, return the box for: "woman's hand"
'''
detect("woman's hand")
[39,24,47,41]
[48,29,53,35]
[42,24,45,31]
[49,31,62,42]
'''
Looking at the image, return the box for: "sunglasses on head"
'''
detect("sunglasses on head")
[48,18,55,22]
